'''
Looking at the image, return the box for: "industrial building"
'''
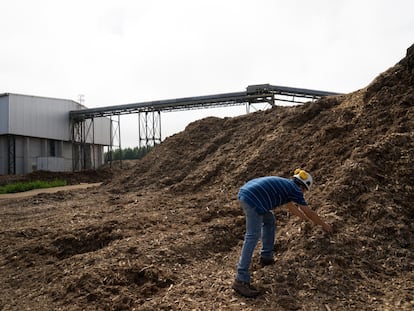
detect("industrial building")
[0,93,111,175]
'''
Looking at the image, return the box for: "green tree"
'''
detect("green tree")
[105,145,154,161]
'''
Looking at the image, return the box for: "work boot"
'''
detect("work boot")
[232,279,260,298]
[259,257,275,267]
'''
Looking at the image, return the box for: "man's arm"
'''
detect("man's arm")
[298,204,333,233]
[286,202,333,233]
[286,202,310,221]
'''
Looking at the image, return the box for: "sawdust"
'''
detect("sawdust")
[0,44,413,310]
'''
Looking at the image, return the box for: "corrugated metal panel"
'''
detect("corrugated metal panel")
[94,117,111,145]
[8,94,78,140]
[81,117,112,145]
[37,157,65,171]
[0,95,9,134]
[5,94,110,145]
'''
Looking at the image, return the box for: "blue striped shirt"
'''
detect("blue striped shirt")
[238,176,307,214]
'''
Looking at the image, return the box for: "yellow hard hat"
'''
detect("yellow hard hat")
[293,168,313,190]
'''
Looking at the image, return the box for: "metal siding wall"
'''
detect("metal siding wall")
[0,96,9,134]
[31,139,73,172]
[88,144,105,169]
[29,137,42,171]
[62,142,73,171]
[83,117,111,145]
[37,157,65,171]
[8,94,80,141]
[96,117,111,145]
[0,136,75,174]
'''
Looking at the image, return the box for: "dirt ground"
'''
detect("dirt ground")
[0,183,102,200]
[1,44,413,311]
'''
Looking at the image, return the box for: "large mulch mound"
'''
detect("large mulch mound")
[0,44,413,310]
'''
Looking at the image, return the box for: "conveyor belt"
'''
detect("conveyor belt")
[69,84,341,121]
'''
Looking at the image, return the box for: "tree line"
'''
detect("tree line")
[105,145,154,161]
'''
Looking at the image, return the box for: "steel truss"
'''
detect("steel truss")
[107,115,121,167]
[138,111,161,148]
[71,116,121,171]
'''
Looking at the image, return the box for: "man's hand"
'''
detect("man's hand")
[297,204,333,234]
[287,202,334,234]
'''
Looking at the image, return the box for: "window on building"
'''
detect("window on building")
[48,140,62,157]
[49,140,56,157]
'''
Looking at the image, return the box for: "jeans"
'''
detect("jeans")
[236,198,276,283]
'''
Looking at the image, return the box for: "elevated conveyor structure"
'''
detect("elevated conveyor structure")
[69,84,341,170]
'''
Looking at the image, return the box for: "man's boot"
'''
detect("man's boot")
[232,279,260,298]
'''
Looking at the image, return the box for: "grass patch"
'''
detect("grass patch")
[0,180,67,194]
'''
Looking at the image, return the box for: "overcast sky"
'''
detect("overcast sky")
[1,0,413,147]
